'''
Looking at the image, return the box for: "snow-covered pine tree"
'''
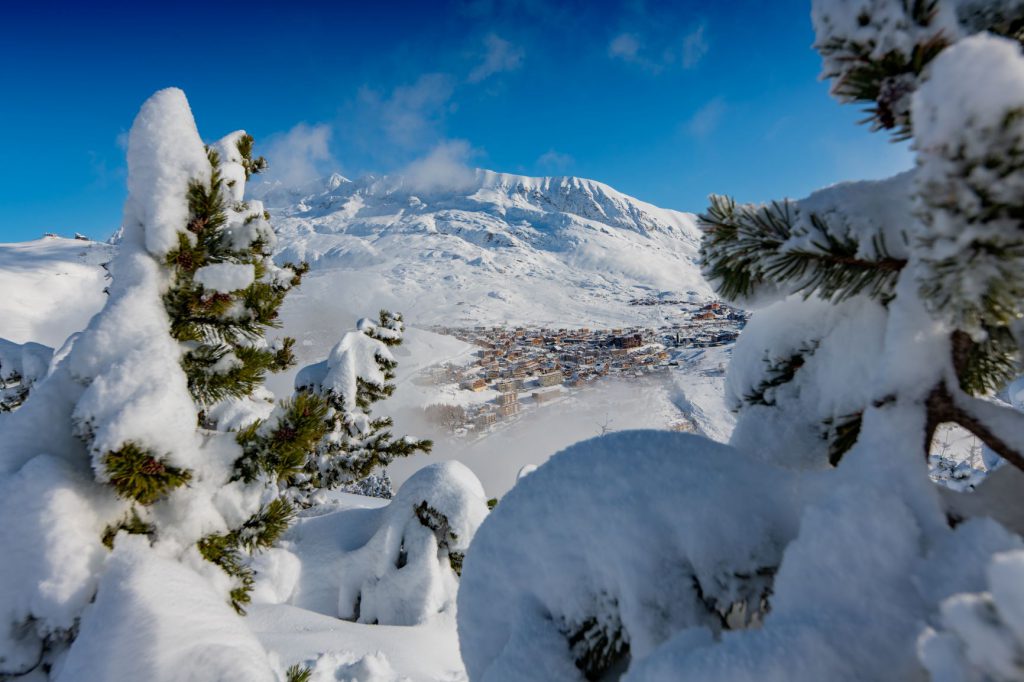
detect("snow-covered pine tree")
[459,3,1024,680]
[701,0,1024,474]
[0,88,326,681]
[287,311,433,506]
[813,0,1024,138]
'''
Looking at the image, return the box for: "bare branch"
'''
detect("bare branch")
[925,383,1024,474]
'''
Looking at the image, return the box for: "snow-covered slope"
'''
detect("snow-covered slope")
[0,237,115,347]
[256,169,712,327]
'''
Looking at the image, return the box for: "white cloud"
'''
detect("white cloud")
[536,149,574,173]
[87,149,122,189]
[681,23,708,69]
[608,33,642,62]
[609,22,710,72]
[468,33,525,83]
[355,73,456,156]
[261,122,336,188]
[399,140,478,194]
[685,97,726,138]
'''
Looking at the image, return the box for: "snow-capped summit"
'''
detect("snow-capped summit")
[470,170,694,236]
[248,171,352,210]
[257,168,711,328]
[256,169,693,236]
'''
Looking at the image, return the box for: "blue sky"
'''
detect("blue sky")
[0,0,913,242]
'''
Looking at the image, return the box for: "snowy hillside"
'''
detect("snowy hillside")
[255,169,712,327]
[0,237,115,347]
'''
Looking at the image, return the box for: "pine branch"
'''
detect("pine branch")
[699,194,787,301]
[163,141,303,407]
[814,0,949,137]
[913,332,1024,473]
[699,196,905,303]
[236,133,268,180]
[955,325,1020,396]
[768,224,906,302]
[823,412,863,467]
[101,508,154,548]
[564,612,629,681]
[235,498,295,552]
[820,34,948,137]
[285,665,313,682]
[103,443,191,505]
[235,392,330,483]
[742,350,810,407]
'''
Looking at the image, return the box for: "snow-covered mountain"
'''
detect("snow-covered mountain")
[255,169,712,328]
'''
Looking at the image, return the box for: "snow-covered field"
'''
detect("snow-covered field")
[0,238,115,347]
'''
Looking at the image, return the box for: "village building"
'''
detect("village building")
[474,411,498,429]
[497,392,518,406]
[496,379,517,393]
[533,389,560,404]
[610,333,643,350]
[538,371,562,387]
[460,377,487,392]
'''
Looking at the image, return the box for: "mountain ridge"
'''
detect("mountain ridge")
[255,168,712,328]
[253,168,697,235]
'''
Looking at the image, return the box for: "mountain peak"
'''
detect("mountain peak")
[326,172,350,191]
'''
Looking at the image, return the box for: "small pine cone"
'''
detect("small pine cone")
[141,458,166,476]
[275,426,297,442]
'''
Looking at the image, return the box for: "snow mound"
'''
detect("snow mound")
[0,456,114,673]
[296,327,393,412]
[333,461,487,626]
[305,650,403,682]
[919,548,1024,682]
[458,423,1024,681]
[56,536,277,682]
[457,431,806,681]
[726,294,887,469]
[0,338,52,386]
[272,462,488,627]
